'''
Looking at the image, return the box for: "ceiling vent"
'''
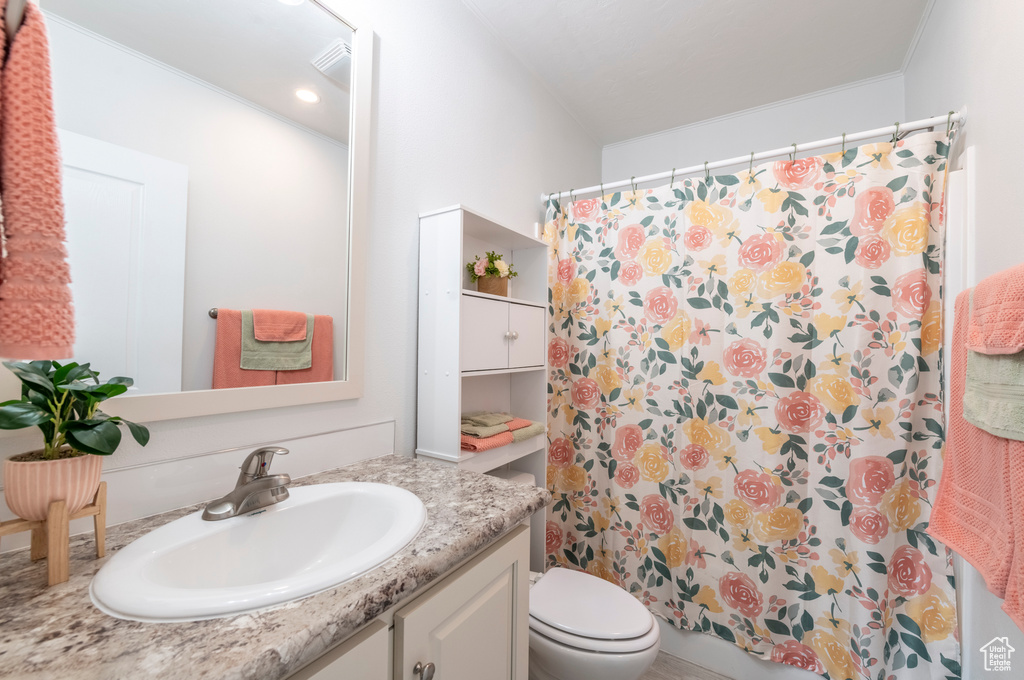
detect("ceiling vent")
[312,39,352,88]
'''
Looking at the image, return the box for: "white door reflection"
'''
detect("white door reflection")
[61,129,188,394]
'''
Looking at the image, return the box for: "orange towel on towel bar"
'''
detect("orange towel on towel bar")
[212,311,334,388]
[212,309,276,388]
[275,315,334,385]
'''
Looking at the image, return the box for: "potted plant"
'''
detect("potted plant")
[0,360,149,521]
[467,250,518,297]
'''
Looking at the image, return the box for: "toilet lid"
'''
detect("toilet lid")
[529,568,654,640]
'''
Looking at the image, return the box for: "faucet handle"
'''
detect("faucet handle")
[239,446,289,482]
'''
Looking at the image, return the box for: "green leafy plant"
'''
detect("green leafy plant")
[0,360,150,459]
[466,250,518,282]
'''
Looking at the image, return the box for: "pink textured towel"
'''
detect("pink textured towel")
[252,309,308,342]
[275,315,334,385]
[461,431,514,452]
[967,262,1024,354]
[929,290,1024,630]
[212,309,275,389]
[507,417,533,431]
[0,2,75,359]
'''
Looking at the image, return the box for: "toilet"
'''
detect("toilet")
[528,568,661,680]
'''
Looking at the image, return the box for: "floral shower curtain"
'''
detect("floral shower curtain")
[544,131,959,680]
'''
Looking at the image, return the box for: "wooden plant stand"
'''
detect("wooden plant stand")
[0,481,107,586]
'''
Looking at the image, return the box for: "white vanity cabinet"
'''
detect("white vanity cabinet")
[290,525,530,680]
[461,294,546,372]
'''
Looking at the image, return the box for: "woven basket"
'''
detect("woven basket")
[477,275,508,297]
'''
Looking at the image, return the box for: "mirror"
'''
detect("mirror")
[0,0,372,420]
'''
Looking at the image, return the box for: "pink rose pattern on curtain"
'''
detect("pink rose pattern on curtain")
[544,131,959,680]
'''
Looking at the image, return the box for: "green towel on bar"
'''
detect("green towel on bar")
[460,421,512,438]
[964,347,1024,440]
[512,422,545,442]
[240,310,314,370]
[462,412,514,427]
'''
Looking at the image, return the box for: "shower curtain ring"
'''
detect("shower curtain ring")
[790,143,797,163]
[570,189,576,203]
[600,182,604,198]
[670,168,676,188]
[704,161,711,184]
[748,152,754,175]
[631,176,637,193]
[947,110,955,135]
[892,121,900,145]
[841,132,847,155]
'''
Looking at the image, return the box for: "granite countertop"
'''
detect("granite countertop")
[0,454,550,680]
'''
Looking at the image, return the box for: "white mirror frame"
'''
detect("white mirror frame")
[0,1,373,424]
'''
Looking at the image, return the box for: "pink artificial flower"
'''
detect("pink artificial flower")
[474,258,488,277]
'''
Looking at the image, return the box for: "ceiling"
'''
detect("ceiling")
[464,0,931,145]
[43,0,353,144]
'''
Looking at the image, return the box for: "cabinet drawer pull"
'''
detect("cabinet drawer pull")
[413,661,435,680]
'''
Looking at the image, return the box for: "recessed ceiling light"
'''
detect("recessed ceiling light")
[295,89,321,104]
[278,0,304,6]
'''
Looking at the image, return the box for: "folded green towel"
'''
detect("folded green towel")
[512,421,545,442]
[462,412,513,427]
[964,348,1024,440]
[240,310,314,370]
[460,421,511,438]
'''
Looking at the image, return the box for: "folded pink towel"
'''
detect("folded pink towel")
[252,309,308,342]
[507,417,533,431]
[275,315,334,385]
[0,2,75,359]
[461,431,514,452]
[967,263,1024,354]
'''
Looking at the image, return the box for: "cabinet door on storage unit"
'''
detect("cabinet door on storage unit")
[461,295,510,371]
[507,304,545,369]
[394,526,529,680]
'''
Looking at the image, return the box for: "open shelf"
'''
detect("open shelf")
[462,365,544,377]
[416,433,546,474]
[462,289,546,309]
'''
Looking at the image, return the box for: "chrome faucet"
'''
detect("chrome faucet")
[202,446,291,521]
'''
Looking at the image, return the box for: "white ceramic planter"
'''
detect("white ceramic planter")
[3,454,103,521]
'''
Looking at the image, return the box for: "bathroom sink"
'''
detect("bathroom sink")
[90,482,426,622]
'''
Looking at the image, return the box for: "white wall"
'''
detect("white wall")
[602,74,905,184]
[47,16,350,392]
[0,0,599,546]
[904,1,1024,675]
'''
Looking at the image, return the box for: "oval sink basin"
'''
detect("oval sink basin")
[90,482,426,622]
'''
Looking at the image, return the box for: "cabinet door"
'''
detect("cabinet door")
[461,295,510,371]
[507,305,545,369]
[288,620,389,680]
[395,526,529,680]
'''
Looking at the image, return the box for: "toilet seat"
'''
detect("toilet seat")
[528,568,658,654]
[529,613,659,653]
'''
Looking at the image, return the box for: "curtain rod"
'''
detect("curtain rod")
[544,111,964,202]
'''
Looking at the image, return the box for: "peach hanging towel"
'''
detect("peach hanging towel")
[0,1,74,359]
